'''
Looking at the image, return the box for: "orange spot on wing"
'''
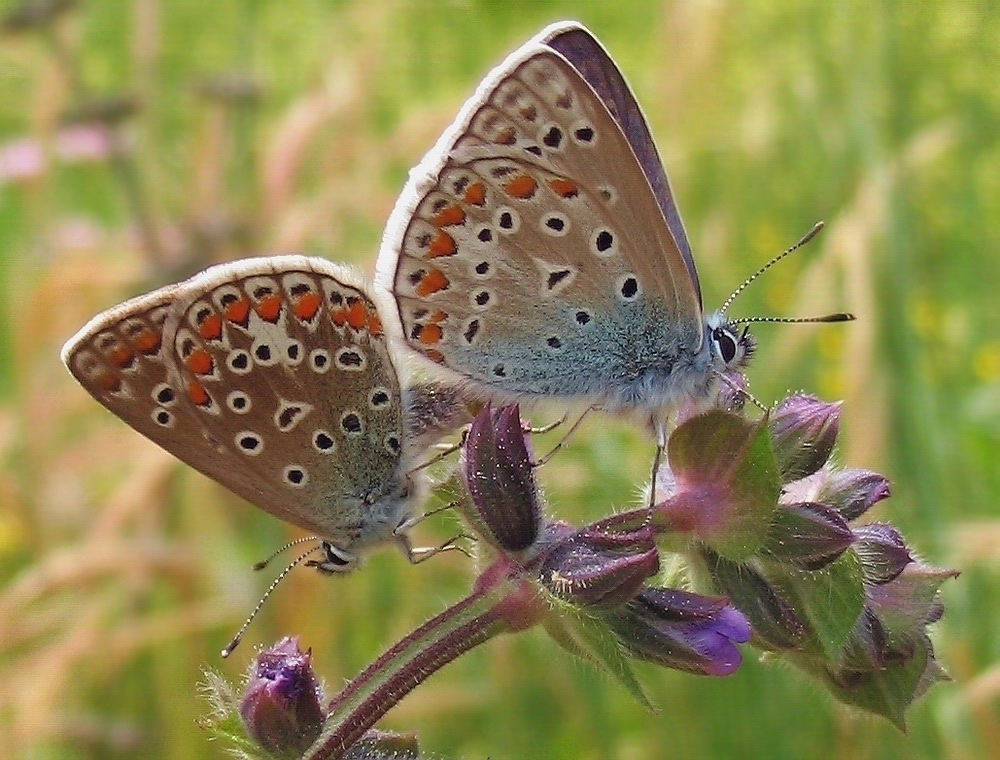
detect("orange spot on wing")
[494,127,516,145]
[198,312,223,341]
[504,173,537,199]
[423,348,446,364]
[463,182,486,206]
[428,231,457,258]
[418,324,443,345]
[293,292,321,321]
[428,310,448,324]
[346,301,367,330]
[548,177,579,198]
[132,329,161,355]
[107,344,134,369]
[254,293,283,322]
[185,349,214,376]
[433,204,465,228]
[96,370,122,392]
[366,313,383,336]
[187,380,210,407]
[330,307,347,327]
[415,268,449,297]
[225,297,251,326]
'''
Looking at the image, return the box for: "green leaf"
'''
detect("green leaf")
[665,411,781,560]
[542,598,654,711]
[769,550,866,662]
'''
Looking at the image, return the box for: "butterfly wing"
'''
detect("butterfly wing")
[63,256,409,547]
[377,30,704,408]
[541,22,701,307]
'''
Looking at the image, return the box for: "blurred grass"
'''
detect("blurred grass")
[0,0,997,758]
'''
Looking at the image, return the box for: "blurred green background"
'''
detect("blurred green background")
[1,0,996,757]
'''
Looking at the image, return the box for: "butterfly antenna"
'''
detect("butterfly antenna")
[720,221,825,315]
[252,536,323,571]
[221,544,324,658]
[730,313,855,326]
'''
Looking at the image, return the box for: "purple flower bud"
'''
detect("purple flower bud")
[460,403,541,555]
[820,562,957,727]
[839,607,889,675]
[765,502,855,570]
[820,469,891,521]
[853,523,913,584]
[716,369,749,413]
[769,395,841,482]
[703,550,809,651]
[239,637,324,759]
[609,588,751,676]
[864,562,958,633]
[537,522,659,607]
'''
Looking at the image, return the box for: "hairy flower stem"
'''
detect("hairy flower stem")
[306,576,517,760]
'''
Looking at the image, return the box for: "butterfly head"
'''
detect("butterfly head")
[706,312,756,373]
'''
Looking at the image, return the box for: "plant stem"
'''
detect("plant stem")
[306,578,515,760]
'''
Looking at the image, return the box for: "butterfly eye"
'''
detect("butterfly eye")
[713,328,738,364]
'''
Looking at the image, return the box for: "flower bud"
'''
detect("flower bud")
[820,469,891,521]
[239,637,324,759]
[839,607,889,674]
[853,523,913,585]
[538,523,659,607]
[608,588,751,677]
[702,550,809,651]
[865,562,957,633]
[820,561,957,728]
[717,369,749,413]
[769,395,840,482]
[460,403,541,555]
[764,501,855,570]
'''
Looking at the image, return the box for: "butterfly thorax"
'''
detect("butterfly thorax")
[591,312,754,416]
[349,472,422,552]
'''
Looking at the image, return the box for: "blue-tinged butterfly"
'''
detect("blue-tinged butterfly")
[376,21,851,453]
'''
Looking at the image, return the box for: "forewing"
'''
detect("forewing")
[541,22,701,306]
[62,284,208,469]
[378,42,703,400]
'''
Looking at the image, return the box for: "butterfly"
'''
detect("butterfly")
[62,256,471,573]
[376,21,852,450]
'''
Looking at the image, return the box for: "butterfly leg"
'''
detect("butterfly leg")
[534,407,592,466]
[394,501,459,533]
[648,415,671,510]
[395,531,474,564]
[407,430,468,475]
[526,413,567,435]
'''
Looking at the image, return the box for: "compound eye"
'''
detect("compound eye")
[715,328,738,364]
